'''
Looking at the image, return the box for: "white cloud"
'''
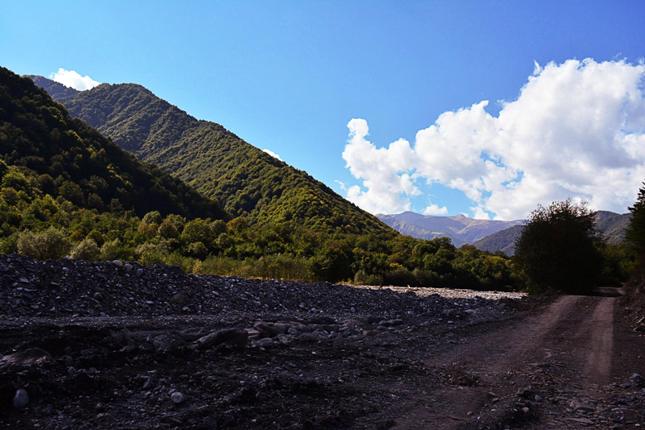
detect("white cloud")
[342,58,645,219]
[262,148,282,161]
[49,68,100,91]
[342,118,418,214]
[422,204,449,216]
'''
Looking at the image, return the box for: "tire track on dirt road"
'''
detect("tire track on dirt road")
[390,294,618,429]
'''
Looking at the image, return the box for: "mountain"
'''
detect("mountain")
[473,225,525,255]
[27,75,79,102]
[1,67,223,219]
[30,76,390,237]
[377,212,524,246]
[594,210,631,244]
[473,210,631,255]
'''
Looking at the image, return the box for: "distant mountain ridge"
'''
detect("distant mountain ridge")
[30,75,391,237]
[377,212,524,246]
[380,210,631,255]
[473,210,630,255]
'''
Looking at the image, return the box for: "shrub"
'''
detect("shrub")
[412,268,440,287]
[17,227,71,260]
[197,255,314,281]
[158,215,184,239]
[135,242,168,266]
[100,238,126,260]
[383,266,416,286]
[251,255,313,280]
[142,211,162,225]
[353,269,383,285]
[0,233,18,254]
[187,241,208,259]
[198,256,240,276]
[0,159,8,179]
[69,238,100,261]
[162,252,197,273]
[310,241,354,282]
[181,218,215,246]
[514,200,603,293]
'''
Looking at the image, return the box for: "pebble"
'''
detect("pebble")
[170,391,185,404]
[629,373,643,387]
[13,388,29,409]
[254,338,275,348]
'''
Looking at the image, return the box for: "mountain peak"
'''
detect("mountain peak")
[26,75,79,101]
[378,212,523,246]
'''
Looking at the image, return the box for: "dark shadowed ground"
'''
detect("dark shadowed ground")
[0,255,643,429]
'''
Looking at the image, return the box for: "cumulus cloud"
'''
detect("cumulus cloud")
[342,118,418,214]
[262,148,282,161]
[49,68,100,91]
[342,58,645,219]
[423,204,449,216]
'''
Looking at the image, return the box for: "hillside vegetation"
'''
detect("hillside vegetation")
[33,77,388,237]
[1,68,223,219]
[0,70,525,289]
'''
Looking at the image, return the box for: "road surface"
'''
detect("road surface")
[384,292,644,429]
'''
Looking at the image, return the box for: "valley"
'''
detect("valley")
[3,3,645,429]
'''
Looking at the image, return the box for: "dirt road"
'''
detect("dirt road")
[386,293,645,429]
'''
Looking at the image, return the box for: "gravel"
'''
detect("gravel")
[0,254,529,429]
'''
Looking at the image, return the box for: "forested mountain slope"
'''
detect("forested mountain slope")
[31,76,390,237]
[1,68,223,219]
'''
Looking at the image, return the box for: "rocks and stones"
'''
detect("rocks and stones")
[0,254,515,320]
[152,334,183,353]
[378,319,404,327]
[0,253,530,429]
[13,388,29,409]
[629,373,644,388]
[193,328,249,350]
[253,322,291,338]
[0,347,51,368]
[170,391,185,404]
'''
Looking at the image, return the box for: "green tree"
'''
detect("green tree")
[515,200,602,293]
[158,214,185,239]
[17,227,71,260]
[311,240,354,282]
[69,238,100,260]
[626,182,645,258]
[181,218,215,246]
[100,238,126,260]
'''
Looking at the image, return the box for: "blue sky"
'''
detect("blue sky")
[2,1,645,218]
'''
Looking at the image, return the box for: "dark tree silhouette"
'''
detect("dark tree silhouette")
[515,200,603,293]
[626,182,645,259]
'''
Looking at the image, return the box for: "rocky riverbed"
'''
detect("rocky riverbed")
[6,255,643,429]
[0,254,528,429]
